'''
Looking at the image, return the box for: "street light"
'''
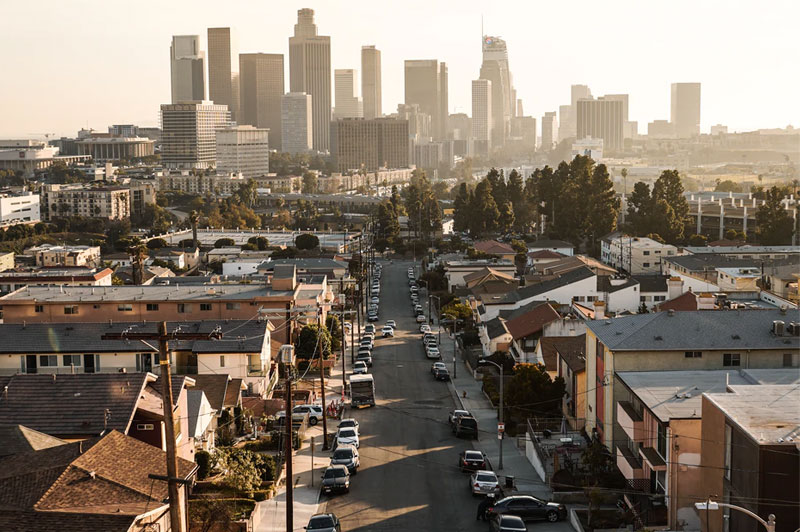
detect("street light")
[477,358,504,470]
[442,313,463,379]
[694,500,776,532]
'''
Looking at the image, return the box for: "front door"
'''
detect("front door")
[83,354,96,374]
[25,355,37,374]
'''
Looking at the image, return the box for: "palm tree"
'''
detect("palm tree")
[189,210,199,249]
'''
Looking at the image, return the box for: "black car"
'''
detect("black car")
[489,514,527,532]
[434,367,450,381]
[458,450,487,472]
[321,465,350,494]
[487,495,567,523]
[305,512,342,532]
[452,415,478,439]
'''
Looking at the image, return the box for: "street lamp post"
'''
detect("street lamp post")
[443,314,462,379]
[695,500,776,532]
[477,358,504,470]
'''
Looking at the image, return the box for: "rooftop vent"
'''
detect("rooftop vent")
[773,320,785,336]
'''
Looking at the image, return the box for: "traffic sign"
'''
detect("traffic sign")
[498,423,505,433]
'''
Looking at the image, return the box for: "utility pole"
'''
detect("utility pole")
[318,313,330,451]
[477,358,504,470]
[284,363,293,532]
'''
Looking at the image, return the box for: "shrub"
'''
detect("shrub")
[146,238,167,249]
[196,450,211,480]
[215,237,236,248]
[295,233,320,250]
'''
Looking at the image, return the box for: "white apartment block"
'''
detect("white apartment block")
[0,192,40,227]
[215,126,270,178]
[602,235,677,274]
[41,184,130,221]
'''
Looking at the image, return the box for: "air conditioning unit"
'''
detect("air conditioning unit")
[788,322,800,337]
[137,423,155,431]
[772,320,785,336]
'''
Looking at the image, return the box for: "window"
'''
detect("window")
[226,302,241,310]
[39,355,58,367]
[654,295,666,302]
[219,355,225,368]
[62,355,81,367]
[684,351,702,358]
[200,303,213,311]
[643,251,650,256]
[784,353,798,368]
[177,303,191,314]
[117,304,132,312]
[35,305,44,313]
[723,353,740,367]
[146,303,159,311]
[643,262,651,268]
[656,422,667,459]
[64,305,78,315]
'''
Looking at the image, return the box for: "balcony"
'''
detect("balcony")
[617,401,644,442]
[616,444,643,479]
[639,446,667,471]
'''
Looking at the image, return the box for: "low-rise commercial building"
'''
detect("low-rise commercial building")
[41,184,131,221]
[75,136,155,162]
[0,139,89,177]
[0,192,40,227]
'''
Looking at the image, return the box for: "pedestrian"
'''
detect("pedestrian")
[476,493,494,521]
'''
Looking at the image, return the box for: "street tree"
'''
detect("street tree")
[755,186,794,245]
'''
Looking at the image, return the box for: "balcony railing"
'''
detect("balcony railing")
[624,479,668,529]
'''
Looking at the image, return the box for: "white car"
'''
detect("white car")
[364,325,375,335]
[416,314,427,323]
[419,324,432,334]
[382,326,394,337]
[470,470,500,496]
[353,361,368,374]
[338,418,360,434]
[371,296,380,305]
[385,320,397,329]
[426,346,441,359]
[336,427,360,448]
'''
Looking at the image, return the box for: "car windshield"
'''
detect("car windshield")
[454,410,468,416]
[332,449,353,459]
[324,468,346,479]
[308,516,335,529]
[339,429,356,438]
[339,420,355,428]
[476,473,497,482]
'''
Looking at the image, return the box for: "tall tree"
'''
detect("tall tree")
[189,210,199,249]
[755,186,794,245]
[583,164,621,253]
[468,179,500,236]
[652,170,689,242]
[302,171,318,194]
[453,183,472,233]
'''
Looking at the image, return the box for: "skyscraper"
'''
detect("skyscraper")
[170,35,205,103]
[541,112,558,151]
[239,53,284,149]
[577,97,624,152]
[289,8,331,152]
[281,93,313,154]
[330,118,409,172]
[215,125,270,178]
[160,102,230,169]
[361,46,382,120]
[404,60,448,140]
[671,82,701,137]
[480,36,514,147]
[334,69,363,119]
[207,28,240,121]
[471,79,492,157]
[559,84,593,139]
[604,93,633,139]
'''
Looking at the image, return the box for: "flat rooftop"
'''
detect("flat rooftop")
[704,385,800,445]
[0,284,294,302]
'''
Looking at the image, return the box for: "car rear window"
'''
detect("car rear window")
[459,418,477,428]
[308,516,335,529]
[339,429,356,437]
[465,451,483,460]
[333,449,353,459]
[477,473,496,482]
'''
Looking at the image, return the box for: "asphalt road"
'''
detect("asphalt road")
[321,260,489,531]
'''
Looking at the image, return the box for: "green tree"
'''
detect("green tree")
[215,237,235,248]
[217,447,262,493]
[302,171,318,194]
[714,179,743,193]
[755,186,794,245]
[146,237,167,249]
[375,200,400,244]
[234,179,258,208]
[468,178,500,236]
[583,163,620,254]
[688,233,708,246]
[504,363,566,421]
[295,324,332,360]
[248,236,269,250]
[325,314,342,351]
[652,170,689,242]
[506,169,526,232]
[295,233,320,250]
[453,182,472,233]
[498,200,515,234]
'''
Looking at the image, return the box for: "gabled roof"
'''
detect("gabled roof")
[0,425,67,458]
[528,239,575,249]
[224,378,244,408]
[150,374,193,408]
[464,267,515,285]
[539,335,586,371]
[527,250,565,259]
[597,276,639,294]
[485,317,510,340]
[656,291,698,312]
[187,389,214,438]
[188,374,231,412]
[474,240,515,255]
[0,374,151,438]
[496,267,595,305]
[504,303,560,340]
[542,255,617,276]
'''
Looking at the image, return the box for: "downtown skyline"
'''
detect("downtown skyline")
[1,0,798,138]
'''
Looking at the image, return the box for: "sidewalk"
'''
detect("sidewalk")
[437,326,553,500]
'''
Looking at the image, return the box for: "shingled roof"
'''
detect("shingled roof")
[0,425,67,458]
[497,267,595,304]
[504,303,560,340]
[188,374,231,412]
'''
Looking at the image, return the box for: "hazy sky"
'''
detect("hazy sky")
[2,0,798,138]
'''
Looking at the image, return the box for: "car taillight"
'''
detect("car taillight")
[474,483,480,487]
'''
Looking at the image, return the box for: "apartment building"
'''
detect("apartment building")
[0,192,40,227]
[41,184,130,221]
[0,268,112,294]
[26,244,101,267]
[601,234,678,275]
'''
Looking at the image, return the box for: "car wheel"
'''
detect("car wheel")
[309,417,318,426]
[547,511,558,522]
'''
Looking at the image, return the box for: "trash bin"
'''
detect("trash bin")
[505,475,515,489]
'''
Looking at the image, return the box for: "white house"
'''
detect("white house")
[527,239,575,257]
[602,235,677,274]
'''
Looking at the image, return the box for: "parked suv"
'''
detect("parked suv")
[453,415,479,439]
[330,444,360,474]
[292,404,324,425]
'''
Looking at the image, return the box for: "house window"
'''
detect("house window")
[219,355,225,368]
[685,351,702,358]
[39,355,58,367]
[643,251,650,256]
[226,302,241,310]
[117,304,133,312]
[62,355,81,367]
[146,303,159,311]
[643,262,651,268]
[64,305,78,315]
[35,305,44,313]
[586,296,597,302]
[177,303,191,314]
[723,353,740,367]
[654,296,666,302]
[200,303,213,311]
[784,353,799,367]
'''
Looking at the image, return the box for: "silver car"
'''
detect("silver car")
[470,470,500,496]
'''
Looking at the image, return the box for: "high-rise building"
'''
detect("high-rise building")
[215,125,270,178]
[448,113,471,141]
[207,28,240,121]
[671,82,701,138]
[160,102,230,169]
[329,118,409,172]
[571,84,593,107]
[281,92,313,154]
[480,36,514,147]
[511,116,536,147]
[471,79,492,156]
[239,53,284,149]
[289,8,331,151]
[404,60,448,140]
[576,97,624,152]
[558,105,574,142]
[604,93,633,139]
[361,46,382,120]
[334,69,363,119]
[397,104,432,140]
[170,35,205,103]
[541,112,558,151]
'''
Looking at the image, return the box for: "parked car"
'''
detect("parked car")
[362,331,375,340]
[433,367,450,381]
[368,313,379,322]
[487,495,567,523]
[416,315,427,323]
[292,404,324,425]
[305,513,342,532]
[364,324,375,335]
[453,415,479,439]
[382,326,394,337]
[431,361,447,374]
[370,296,380,305]
[458,450,487,472]
[336,427,360,448]
[470,470,500,496]
[352,361,368,374]
[386,320,397,329]
[426,346,441,359]
[356,352,373,367]
[489,514,527,532]
[338,418,359,434]
[321,465,350,494]
[419,324,431,334]
[448,409,471,425]
[360,338,374,350]
[330,444,360,474]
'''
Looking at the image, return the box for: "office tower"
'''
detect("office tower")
[510,89,517,119]
[576,97,624,152]
[648,119,675,138]
[404,60,448,140]
[471,79,493,156]
[289,8,331,151]
[170,35,205,103]
[671,82,701,137]
[558,105,574,142]
[604,94,631,139]
[361,46,382,119]
[207,28,240,121]
[160,102,230,169]
[511,116,536,147]
[571,84,593,107]
[397,103,432,139]
[215,125,270,178]
[480,36,514,147]
[239,53,284,149]
[334,69,363,119]
[448,113,471,141]
[517,99,524,117]
[281,92,313,154]
[330,118,409,172]
[541,112,558,151]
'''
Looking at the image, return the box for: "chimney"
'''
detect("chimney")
[593,300,606,320]
[667,276,684,300]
